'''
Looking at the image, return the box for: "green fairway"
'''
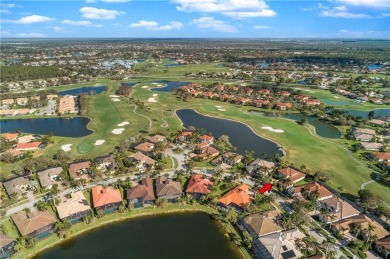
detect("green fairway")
[77,142,94,154]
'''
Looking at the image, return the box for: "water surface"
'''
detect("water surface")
[58,86,106,96]
[151,81,191,92]
[176,109,283,158]
[33,212,243,259]
[0,117,92,137]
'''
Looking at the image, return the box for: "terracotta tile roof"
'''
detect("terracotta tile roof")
[242,210,282,237]
[68,161,91,179]
[2,133,18,141]
[331,214,389,238]
[186,174,213,195]
[91,185,122,208]
[17,135,36,144]
[58,95,76,114]
[37,167,63,188]
[155,176,182,197]
[144,135,166,144]
[219,184,253,208]
[134,142,154,153]
[294,182,333,199]
[354,128,376,135]
[278,167,306,183]
[200,135,214,142]
[0,234,15,248]
[15,142,42,150]
[320,196,360,223]
[371,152,390,161]
[275,102,293,108]
[126,178,155,202]
[377,237,390,250]
[128,152,156,165]
[55,191,91,220]
[11,210,56,237]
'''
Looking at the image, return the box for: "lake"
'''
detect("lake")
[319,98,358,106]
[151,81,191,92]
[0,117,92,137]
[250,111,341,139]
[368,64,384,71]
[58,86,106,96]
[340,108,390,118]
[33,212,243,259]
[176,109,283,158]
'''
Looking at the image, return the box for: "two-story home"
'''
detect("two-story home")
[155,176,182,202]
[37,167,63,190]
[133,142,155,155]
[240,210,282,238]
[218,184,253,212]
[246,159,275,175]
[94,154,118,173]
[275,167,306,187]
[11,210,57,239]
[294,182,333,201]
[126,178,155,207]
[55,191,91,223]
[319,196,360,223]
[68,161,91,181]
[185,174,213,199]
[91,185,122,213]
[128,152,156,171]
[144,134,167,144]
[3,177,30,199]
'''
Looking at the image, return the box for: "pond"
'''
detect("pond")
[319,98,358,106]
[340,108,390,118]
[33,212,243,259]
[176,109,283,158]
[368,64,384,71]
[249,111,341,139]
[0,117,92,137]
[151,80,191,92]
[58,86,106,96]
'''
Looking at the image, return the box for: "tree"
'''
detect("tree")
[35,200,47,211]
[314,171,332,182]
[320,237,337,258]
[358,189,379,211]
[54,150,71,162]
[243,150,255,167]
[224,208,238,224]
[242,230,253,249]
[155,198,168,208]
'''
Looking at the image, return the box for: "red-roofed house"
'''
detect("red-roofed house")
[276,167,306,187]
[253,99,270,108]
[304,99,321,106]
[199,135,214,144]
[15,142,42,151]
[274,102,293,110]
[133,142,155,155]
[186,174,213,199]
[92,185,122,213]
[219,184,253,212]
[294,182,333,201]
[176,131,193,142]
[2,133,19,141]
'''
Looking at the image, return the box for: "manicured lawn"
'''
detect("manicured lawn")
[77,143,93,154]
[1,217,20,239]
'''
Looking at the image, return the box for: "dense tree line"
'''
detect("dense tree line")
[0,65,67,82]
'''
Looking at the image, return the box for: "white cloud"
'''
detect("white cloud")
[319,5,370,18]
[85,0,96,2]
[0,4,15,9]
[53,26,65,32]
[129,20,183,30]
[253,25,269,29]
[1,15,55,24]
[80,7,125,19]
[62,20,93,26]
[382,13,390,16]
[336,0,389,8]
[172,0,276,18]
[0,9,11,14]
[191,16,236,33]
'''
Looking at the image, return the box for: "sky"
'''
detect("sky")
[0,0,389,38]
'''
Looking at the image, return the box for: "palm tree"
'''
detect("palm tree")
[365,223,377,243]
[320,237,337,258]
[351,223,363,238]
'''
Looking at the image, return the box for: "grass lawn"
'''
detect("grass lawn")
[1,217,20,239]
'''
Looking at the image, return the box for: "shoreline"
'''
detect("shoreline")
[25,206,224,259]
[174,108,287,157]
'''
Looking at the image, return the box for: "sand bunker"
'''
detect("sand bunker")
[152,83,159,85]
[118,121,129,127]
[218,109,226,111]
[61,144,72,151]
[112,128,125,134]
[215,105,222,108]
[141,85,149,88]
[111,98,120,102]
[148,98,157,103]
[95,140,105,145]
[333,96,340,99]
[152,94,158,97]
[156,84,166,87]
[262,126,284,133]
[110,95,120,98]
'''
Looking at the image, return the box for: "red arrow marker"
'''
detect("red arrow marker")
[259,183,272,194]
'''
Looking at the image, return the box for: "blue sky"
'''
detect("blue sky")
[0,0,389,38]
